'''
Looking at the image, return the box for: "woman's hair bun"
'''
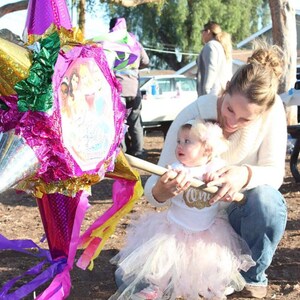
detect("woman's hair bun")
[247,40,285,79]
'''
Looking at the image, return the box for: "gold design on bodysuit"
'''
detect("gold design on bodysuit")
[183,187,212,209]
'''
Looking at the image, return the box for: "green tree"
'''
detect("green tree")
[0,0,271,70]
[107,0,270,69]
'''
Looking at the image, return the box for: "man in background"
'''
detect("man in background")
[109,17,150,159]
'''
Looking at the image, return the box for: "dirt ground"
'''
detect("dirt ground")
[0,131,300,300]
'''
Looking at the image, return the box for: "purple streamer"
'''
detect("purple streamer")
[0,259,67,300]
[0,233,51,259]
[0,234,67,299]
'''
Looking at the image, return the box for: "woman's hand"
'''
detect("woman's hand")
[204,165,250,204]
[152,168,191,203]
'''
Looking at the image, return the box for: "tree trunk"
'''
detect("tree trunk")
[78,0,86,36]
[0,1,28,18]
[269,0,298,125]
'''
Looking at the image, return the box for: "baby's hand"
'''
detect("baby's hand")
[152,166,191,203]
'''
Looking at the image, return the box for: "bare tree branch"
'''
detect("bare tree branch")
[0,1,28,18]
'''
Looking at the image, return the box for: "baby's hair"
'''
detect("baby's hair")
[181,119,228,157]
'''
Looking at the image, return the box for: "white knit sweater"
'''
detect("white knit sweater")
[144,94,287,207]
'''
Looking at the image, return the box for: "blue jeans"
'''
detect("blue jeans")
[227,185,287,286]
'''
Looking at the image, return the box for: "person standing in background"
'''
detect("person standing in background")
[109,17,150,159]
[197,21,232,96]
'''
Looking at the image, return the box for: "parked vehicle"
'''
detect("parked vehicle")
[140,75,197,136]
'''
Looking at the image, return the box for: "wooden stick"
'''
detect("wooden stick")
[124,154,244,202]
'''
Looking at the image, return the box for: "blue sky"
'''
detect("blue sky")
[0,0,109,39]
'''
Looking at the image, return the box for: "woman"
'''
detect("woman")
[196,21,232,96]
[144,43,288,299]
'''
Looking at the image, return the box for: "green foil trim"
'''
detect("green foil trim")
[14,32,60,112]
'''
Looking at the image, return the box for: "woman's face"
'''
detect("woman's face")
[219,93,263,135]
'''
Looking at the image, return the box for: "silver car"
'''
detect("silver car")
[140,75,197,136]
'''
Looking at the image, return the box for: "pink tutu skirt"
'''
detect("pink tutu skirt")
[109,210,255,300]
